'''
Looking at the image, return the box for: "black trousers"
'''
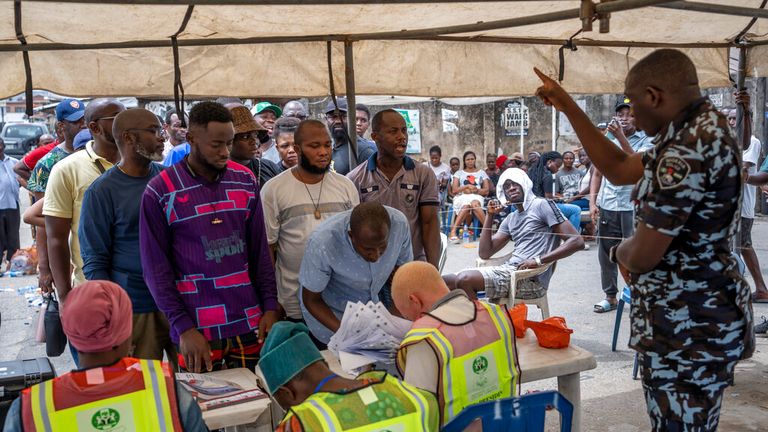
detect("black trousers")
[0,207,20,263]
[597,208,634,297]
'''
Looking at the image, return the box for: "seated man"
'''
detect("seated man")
[299,202,413,344]
[259,321,439,431]
[394,261,520,426]
[3,281,207,432]
[443,168,584,301]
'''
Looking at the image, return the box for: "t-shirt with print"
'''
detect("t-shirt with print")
[498,198,566,288]
[742,135,761,219]
[453,169,489,190]
[555,168,584,198]
[260,169,359,319]
[27,145,71,193]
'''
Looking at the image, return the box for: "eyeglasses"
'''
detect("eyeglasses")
[93,115,117,122]
[127,127,164,137]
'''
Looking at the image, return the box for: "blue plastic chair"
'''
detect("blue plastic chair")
[442,391,573,432]
[611,286,639,379]
[441,205,482,241]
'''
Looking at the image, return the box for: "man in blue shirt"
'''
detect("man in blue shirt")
[299,202,413,344]
[589,99,654,313]
[79,108,176,364]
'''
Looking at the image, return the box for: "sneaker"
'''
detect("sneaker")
[755,316,768,336]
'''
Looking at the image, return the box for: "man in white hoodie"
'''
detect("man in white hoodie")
[443,168,584,301]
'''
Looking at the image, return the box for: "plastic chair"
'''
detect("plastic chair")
[438,233,448,273]
[611,286,639,379]
[442,390,573,432]
[443,205,482,241]
[476,253,552,319]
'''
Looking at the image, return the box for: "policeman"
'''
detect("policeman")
[534,49,753,431]
[394,261,520,426]
[259,321,439,432]
[3,281,207,431]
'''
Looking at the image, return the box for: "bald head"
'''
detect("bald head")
[85,98,124,123]
[294,119,329,147]
[626,49,699,94]
[283,100,308,120]
[623,49,702,136]
[392,262,449,321]
[112,108,159,146]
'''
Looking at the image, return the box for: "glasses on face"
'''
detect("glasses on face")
[93,115,117,122]
[127,127,164,137]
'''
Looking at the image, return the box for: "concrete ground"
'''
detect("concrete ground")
[1,193,767,430]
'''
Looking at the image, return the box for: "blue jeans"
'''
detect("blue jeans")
[556,203,582,231]
[570,198,590,211]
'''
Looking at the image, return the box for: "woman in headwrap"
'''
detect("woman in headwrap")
[527,150,584,232]
[448,151,491,242]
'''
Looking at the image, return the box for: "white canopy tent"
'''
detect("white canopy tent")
[1,0,767,157]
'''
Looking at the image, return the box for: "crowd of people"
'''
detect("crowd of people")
[0,47,766,432]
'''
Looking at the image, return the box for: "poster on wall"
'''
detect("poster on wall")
[394,108,421,154]
[501,101,529,137]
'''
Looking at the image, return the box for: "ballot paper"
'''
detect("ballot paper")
[328,301,413,374]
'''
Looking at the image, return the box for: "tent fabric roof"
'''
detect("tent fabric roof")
[0,1,766,99]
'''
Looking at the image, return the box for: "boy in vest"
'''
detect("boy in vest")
[394,261,521,426]
[3,281,208,432]
[259,321,439,431]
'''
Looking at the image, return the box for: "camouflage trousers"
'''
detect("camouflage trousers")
[639,354,736,432]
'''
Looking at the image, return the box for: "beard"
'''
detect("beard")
[135,143,164,162]
[300,153,330,175]
[331,126,348,144]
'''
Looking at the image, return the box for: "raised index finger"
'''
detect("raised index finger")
[534,67,554,84]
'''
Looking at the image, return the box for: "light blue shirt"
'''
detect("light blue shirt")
[597,131,654,211]
[299,206,413,343]
[162,142,189,167]
[0,155,20,210]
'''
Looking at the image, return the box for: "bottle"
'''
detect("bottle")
[462,224,470,244]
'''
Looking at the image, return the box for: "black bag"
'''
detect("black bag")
[44,294,67,357]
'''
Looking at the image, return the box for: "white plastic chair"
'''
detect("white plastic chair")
[438,233,448,273]
[475,253,552,319]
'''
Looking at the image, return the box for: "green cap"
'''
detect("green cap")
[258,322,323,394]
[251,101,282,118]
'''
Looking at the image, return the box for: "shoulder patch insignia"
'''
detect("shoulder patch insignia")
[656,156,690,189]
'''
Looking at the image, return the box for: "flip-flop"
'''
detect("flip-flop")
[593,299,617,313]
[753,294,768,304]
[449,236,460,244]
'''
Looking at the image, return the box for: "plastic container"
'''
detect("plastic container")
[462,224,470,244]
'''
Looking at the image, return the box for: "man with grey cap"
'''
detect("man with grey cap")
[258,321,439,432]
[325,97,376,175]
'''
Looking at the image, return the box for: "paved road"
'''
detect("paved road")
[1,193,766,430]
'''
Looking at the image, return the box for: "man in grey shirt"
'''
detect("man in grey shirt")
[443,168,584,301]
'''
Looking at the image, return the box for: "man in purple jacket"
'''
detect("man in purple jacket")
[140,101,278,373]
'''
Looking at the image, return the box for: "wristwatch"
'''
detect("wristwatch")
[609,245,618,264]
[534,256,543,266]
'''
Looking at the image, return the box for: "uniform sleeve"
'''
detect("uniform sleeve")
[636,145,706,237]
[42,162,74,219]
[79,184,114,281]
[419,167,439,206]
[298,235,333,293]
[259,181,281,245]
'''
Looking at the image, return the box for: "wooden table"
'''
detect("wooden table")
[324,331,596,432]
[199,368,272,431]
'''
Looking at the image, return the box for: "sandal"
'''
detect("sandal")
[752,293,768,304]
[449,236,460,244]
[593,299,617,313]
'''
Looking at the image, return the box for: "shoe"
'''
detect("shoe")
[756,316,768,336]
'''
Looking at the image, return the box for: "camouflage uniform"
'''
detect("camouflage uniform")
[629,98,754,431]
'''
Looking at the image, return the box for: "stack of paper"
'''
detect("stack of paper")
[328,301,413,374]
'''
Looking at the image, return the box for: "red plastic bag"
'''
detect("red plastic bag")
[509,303,528,338]
[525,316,574,349]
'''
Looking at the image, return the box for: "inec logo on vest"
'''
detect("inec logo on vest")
[91,408,120,430]
[472,355,489,375]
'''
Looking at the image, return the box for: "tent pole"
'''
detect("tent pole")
[519,97,524,154]
[344,40,359,165]
[736,47,747,149]
[551,106,557,151]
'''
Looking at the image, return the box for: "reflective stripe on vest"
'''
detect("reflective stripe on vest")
[286,372,437,431]
[29,359,178,431]
[397,301,520,425]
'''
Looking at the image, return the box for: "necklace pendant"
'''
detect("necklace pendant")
[314,210,321,220]
[212,218,223,225]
